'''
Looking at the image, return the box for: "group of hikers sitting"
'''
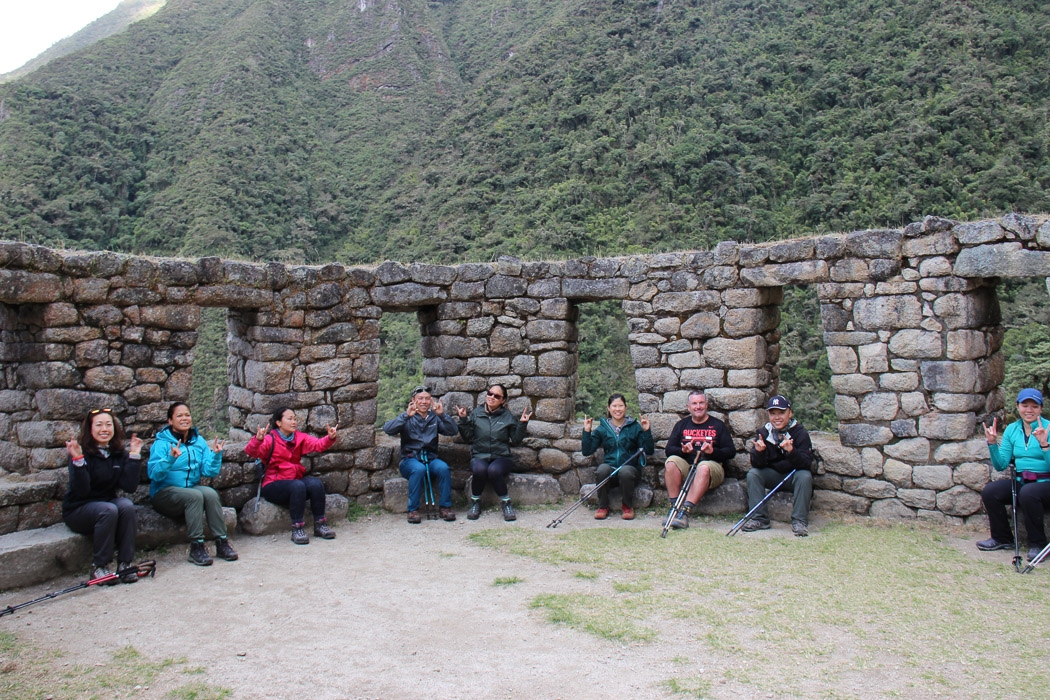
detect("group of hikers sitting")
[63,383,1050,582]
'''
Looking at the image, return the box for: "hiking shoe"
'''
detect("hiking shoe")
[792,520,809,537]
[215,538,239,561]
[467,500,482,520]
[407,510,422,524]
[501,500,516,522]
[188,541,213,566]
[670,512,689,530]
[91,566,119,585]
[621,505,635,520]
[742,519,771,532]
[117,562,138,584]
[314,522,336,540]
[440,507,457,522]
[1029,546,1045,562]
[291,526,309,545]
[594,507,609,520]
[976,537,1013,551]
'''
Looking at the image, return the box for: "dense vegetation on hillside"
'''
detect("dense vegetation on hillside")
[0,0,1047,263]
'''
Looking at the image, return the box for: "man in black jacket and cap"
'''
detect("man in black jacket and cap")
[743,395,815,537]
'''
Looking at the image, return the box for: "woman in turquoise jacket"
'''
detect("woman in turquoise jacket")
[148,402,237,567]
[581,394,654,520]
[978,388,1050,560]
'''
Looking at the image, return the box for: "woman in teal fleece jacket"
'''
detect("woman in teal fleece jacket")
[581,394,654,521]
[978,388,1050,559]
[148,402,236,566]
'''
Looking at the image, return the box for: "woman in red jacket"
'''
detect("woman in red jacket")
[246,407,338,544]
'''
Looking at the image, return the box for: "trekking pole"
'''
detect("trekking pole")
[661,452,702,539]
[547,449,644,529]
[0,560,156,618]
[1021,541,1050,574]
[726,469,797,536]
[420,452,438,520]
[1010,465,1023,573]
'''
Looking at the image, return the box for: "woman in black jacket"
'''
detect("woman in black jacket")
[63,409,142,583]
[456,384,532,521]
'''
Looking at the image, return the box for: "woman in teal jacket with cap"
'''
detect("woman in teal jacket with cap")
[582,394,654,520]
[978,388,1050,560]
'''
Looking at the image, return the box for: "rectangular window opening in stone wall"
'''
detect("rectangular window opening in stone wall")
[575,299,636,419]
[777,285,835,432]
[996,277,1050,406]
[188,307,231,437]
[376,311,425,425]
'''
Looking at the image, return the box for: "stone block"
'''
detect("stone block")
[693,478,746,516]
[920,361,976,393]
[667,351,702,369]
[879,372,919,392]
[869,498,915,519]
[723,308,778,338]
[703,336,766,369]
[538,448,572,473]
[842,478,897,499]
[912,464,953,491]
[933,291,998,330]
[652,291,720,313]
[858,343,888,373]
[812,434,862,476]
[728,409,764,435]
[485,275,528,298]
[860,393,899,421]
[372,283,446,308]
[897,488,937,510]
[812,490,870,515]
[241,494,349,534]
[739,261,828,286]
[34,389,128,421]
[918,412,976,441]
[827,347,858,374]
[853,295,922,330]
[882,458,913,487]
[954,462,990,490]
[834,396,860,420]
[830,374,877,396]
[932,439,989,464]
[839,423,894,447]
[0,524,92,589]
[561,278,629,300]
[954,219,1005,245]
[134,505,237,549]
[936,485,982,516]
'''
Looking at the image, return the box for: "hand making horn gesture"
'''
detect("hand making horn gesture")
[1035,421,1049,448]
[433,399,445,415]
[984,417,999,445]
[640,415,650,431]
[406,399,418,417]
[583,416,593,431]
[753,430,767,452]
[326,423,338,440]
[520,404,533,422]
[128,433,143,457]
[210,437,226,453]
[456,405,468,418]
[255,424,270,441]
[779,433,794,453]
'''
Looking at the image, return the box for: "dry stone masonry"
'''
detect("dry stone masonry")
[2,213,1049,535]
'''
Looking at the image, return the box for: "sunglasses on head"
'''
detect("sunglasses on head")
[411,386,432,397]
[89,408,113,415]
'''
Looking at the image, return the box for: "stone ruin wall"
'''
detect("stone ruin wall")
[1,212,1049,533]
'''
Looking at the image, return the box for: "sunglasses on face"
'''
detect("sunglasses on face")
[487,391,504,399]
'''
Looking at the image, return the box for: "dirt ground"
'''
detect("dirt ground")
[2,508,717,699]
[0,508,1003,700]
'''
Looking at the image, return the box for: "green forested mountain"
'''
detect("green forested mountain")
[0,0,1048,264]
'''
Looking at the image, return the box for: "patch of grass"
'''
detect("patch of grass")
[346,501,380,523]
[473,518,1050,697]
[662,676,713,699]
[493,576,523,586]
[0,632,229,699]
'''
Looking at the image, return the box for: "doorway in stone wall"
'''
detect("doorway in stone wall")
[775,285,836,431]
[376,311,425,425]
[997,278,1050,406]
[187,306,230,437]
[574,299,637,419]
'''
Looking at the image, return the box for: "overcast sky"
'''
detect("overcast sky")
[0,1,120,74]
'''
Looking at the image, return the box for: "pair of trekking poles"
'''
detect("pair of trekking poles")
[1007,465,1050,574]
[0,560,156,619]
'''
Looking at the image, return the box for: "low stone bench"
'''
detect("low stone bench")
[0,504,236,590]
[382,473,562,513]
[239,494,349,535]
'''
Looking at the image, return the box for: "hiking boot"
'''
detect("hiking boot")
[467,500,482,520]
[792,520,809,537]
[1029,545,1046,562]
[670,512,689,530]
[291,526,309,545]
[91,565,119,585]
[407,510,422,524]
[742,518,771,532]
[215,538,239,561]
[594,507,609,520]
[314,522,336,540]
[976,537,1013,551]
[440,507,457,522]
[501,500,516,522]
[188,541,213,566]
[621,505,635,520]
[117,562,138,584]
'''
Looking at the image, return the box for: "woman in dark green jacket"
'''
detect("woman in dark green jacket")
[582,394,654,520]
[456,384,532,521]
